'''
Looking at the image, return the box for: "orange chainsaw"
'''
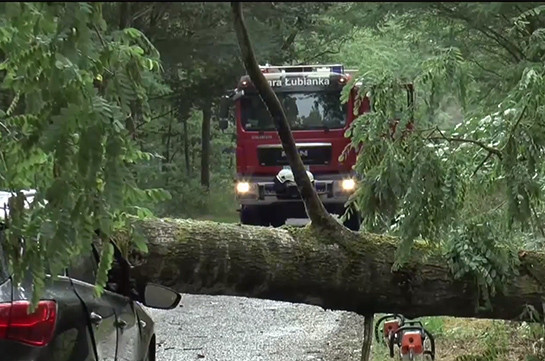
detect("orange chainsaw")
[388,321,435,361]
[374,314,406,345]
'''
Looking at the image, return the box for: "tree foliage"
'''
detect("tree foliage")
[0,2,169,303]
[336,2,545,310]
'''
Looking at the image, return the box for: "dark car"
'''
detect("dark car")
[0,192,181,360]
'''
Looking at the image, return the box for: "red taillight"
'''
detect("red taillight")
[0,300,57,347]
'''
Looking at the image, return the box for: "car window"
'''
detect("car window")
[92,240,131,296]
[67,250,98,284]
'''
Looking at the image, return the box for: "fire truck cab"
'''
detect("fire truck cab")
[219,64,368,230]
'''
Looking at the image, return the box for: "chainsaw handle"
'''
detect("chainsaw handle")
[388,329,396,358]
[423,329,435,360]
[394,325,426,335]
[374,313,405,343]
[403,320,424,328]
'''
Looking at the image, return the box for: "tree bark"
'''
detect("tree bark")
[130,219,545,322]
[230,2,342,234]
[200,101,211,189]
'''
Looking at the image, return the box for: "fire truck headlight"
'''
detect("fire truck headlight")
[341,178,356,192]
[236,181,251,194]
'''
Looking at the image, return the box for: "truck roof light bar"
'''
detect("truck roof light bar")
[259,64,345,75]
[262,71,344,79]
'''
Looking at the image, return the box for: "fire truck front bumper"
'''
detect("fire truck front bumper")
[234,174,357,206]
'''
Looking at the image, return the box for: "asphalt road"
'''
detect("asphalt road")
[147,294,367,361]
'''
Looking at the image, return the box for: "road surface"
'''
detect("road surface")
[147,294,367,361]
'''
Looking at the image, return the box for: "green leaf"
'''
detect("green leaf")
[132,231,148,253]
[94,242,114,298]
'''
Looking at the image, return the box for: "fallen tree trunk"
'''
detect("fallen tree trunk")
[130,219,545,321]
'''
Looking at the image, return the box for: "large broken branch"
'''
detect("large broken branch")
[230,2,342,233]
[130,219,545,321]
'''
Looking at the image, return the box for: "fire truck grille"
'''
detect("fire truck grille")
[257,144,332,166]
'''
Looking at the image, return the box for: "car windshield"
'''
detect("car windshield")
[240,91,347,131]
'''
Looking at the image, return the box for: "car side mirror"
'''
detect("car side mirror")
[142,283,181,310]
[218,89,243,131]
[219,95,230,119]
[232,89,244,101]
[219,96,230,131]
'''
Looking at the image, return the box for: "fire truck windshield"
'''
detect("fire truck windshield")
[240,91,347,131]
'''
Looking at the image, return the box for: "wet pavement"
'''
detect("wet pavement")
[147,294,366,361]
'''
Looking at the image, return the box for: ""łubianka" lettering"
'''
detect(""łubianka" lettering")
[267,77,330,87]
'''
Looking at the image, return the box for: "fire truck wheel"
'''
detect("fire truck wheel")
[240,206,267,226]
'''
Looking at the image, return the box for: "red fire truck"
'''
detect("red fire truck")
[219,64,409,230]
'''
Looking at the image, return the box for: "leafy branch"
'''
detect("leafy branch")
[504,105,527,148]
[428,128,503,159]
[471,152,493,176]
[0,121,9,135]
[0,2,170,304]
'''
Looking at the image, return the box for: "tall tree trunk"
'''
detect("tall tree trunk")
[119,2,132,29]
[200,101,211,189]
[130,219,545,322]
[184,117,190,176]
[230,2,343,235]
[177,102,191,176]
[148,4,158,41]
[162,116,173,184]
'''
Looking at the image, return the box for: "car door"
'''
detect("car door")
[113,301,140,361]
[104,252,140,361]
[67,250,118,361]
